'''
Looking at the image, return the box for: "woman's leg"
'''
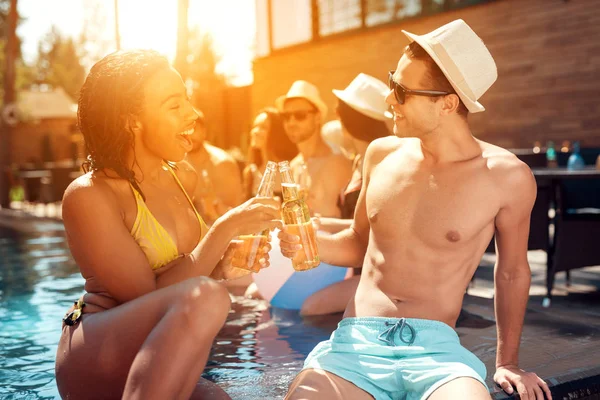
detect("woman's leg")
[300,275,360,316]
[56,277,231,400]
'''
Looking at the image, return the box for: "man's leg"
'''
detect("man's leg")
[285,369,374,400]
[427,377,490,400]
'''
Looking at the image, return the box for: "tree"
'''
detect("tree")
[78,0,114,71]
[186,29,227,146]
[0,0,34,107]
[187,28,224,89]
[35,26,86,101]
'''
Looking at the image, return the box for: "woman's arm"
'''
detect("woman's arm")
[155,197,283,288]
[62,178,159,304]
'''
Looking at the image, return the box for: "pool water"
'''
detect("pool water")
[0,221,338,399]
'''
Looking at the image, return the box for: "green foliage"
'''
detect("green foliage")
[0,0,35,107]
[35,26,86,102]
[187,29,225,89]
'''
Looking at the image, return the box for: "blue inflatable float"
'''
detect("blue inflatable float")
[252,231,349,309]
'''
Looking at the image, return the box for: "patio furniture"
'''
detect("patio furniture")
[531,167,600,307]
[556,147,600,167]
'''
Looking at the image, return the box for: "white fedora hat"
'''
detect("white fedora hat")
[276,80,328,122]
[402,19,497,113]
[332,73,392,121]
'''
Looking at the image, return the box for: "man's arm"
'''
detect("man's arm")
[281,140,391,267]
[316,166,369,267]
[317,217,352,234]
[493,159,552,399]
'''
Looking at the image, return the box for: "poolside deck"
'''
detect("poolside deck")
[466,253,600,399]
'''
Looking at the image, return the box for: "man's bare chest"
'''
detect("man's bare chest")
[366,164,500,247]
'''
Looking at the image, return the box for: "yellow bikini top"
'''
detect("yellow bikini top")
[129,163,208,270]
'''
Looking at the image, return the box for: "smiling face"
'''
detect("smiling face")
[385,56,445,139]
[136,67,198,161]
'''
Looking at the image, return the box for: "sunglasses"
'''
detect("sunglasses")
[281,110,316,122]
[388,71,450,104]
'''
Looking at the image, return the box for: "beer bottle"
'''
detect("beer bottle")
[278,161,320,271]
[237,161,276,272]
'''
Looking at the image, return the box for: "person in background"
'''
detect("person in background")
[320,119,354,159]
[277,80,352,218]
[186,109,244,225]
[301,73,391,317]
[56,50,281,400]
[242,107,298,200]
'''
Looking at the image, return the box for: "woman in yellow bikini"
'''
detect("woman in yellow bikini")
[55,50,281,400]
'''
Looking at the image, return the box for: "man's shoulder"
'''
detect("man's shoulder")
[481,141,528,173]
[365,136,408,162]
[480,141,535,192]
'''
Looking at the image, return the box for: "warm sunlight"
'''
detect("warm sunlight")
[117,1,178,59]
[116,0,256,85]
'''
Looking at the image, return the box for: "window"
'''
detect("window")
[318,0,362,37]
[255,0,494,55]
[271,0,313,50]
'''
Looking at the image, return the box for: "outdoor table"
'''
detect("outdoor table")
[530,167,600,306]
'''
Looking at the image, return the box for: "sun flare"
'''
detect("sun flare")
[116,0,255,85]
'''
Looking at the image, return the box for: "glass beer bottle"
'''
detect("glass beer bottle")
[236,161,276,272]
[278,161,320,271]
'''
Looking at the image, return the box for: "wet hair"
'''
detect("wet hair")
[404,42,468,117]
[336,100,389,142]
[78,49,171,199]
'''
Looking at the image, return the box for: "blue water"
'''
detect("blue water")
[0,218,338,399]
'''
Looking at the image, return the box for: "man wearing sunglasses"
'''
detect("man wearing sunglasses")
[282,20,551,400]
[276,80,352,218]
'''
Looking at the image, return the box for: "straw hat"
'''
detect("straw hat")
[402,19,497,113]
[276,80,328,122]
[332,73,392,121]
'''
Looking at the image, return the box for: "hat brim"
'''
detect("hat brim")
[332,89,391,121]
[276,94,328,122]
[402,30,485,113]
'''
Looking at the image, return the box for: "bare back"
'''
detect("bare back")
[347,137,529,327]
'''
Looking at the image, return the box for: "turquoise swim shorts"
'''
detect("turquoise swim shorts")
[303,317,488,400]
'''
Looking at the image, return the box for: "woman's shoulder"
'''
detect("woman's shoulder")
[63,172,129,218]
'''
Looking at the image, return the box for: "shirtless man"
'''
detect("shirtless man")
[276,81,352,218]
[280,20,552,400]
[186,110,243,223]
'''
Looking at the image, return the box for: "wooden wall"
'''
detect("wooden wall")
[252,0,600,149]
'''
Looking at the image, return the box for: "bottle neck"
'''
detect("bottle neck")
[256,167,275,197]
[279,166,295,185]
[279,166,299,202]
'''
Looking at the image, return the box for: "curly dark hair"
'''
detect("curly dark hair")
[78,49,171,199]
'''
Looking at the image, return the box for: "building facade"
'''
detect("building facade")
[10,87,81,167]
[252,0,600,148]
